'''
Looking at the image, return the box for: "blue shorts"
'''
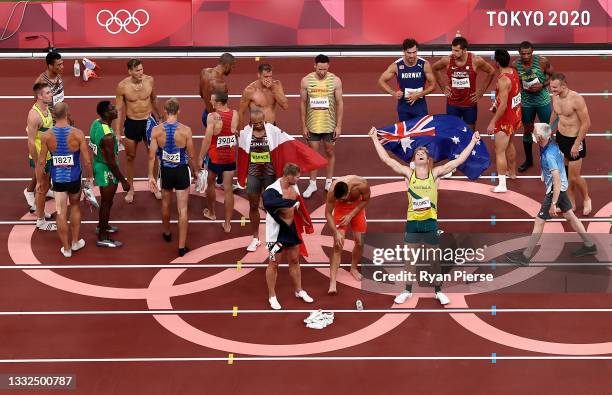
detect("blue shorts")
[398,100,428,122]
[446,104,477,125]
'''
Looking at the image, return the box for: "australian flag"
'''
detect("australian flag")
[377,115,490,180]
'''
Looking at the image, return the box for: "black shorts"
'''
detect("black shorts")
[52,179,81,194]
[555,131,586,162]
[307,132,335,143]
[537,190,573,220]
[207,161,236,175]
[124,117,148,142]
[160,165,191,191]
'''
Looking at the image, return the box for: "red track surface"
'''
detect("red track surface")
[0,55,610,394]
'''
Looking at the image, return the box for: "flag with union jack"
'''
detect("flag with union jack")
[377,115,490,180]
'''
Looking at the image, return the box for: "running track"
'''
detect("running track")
[0,55,610,394]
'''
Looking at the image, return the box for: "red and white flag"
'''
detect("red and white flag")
[237,123,327,187]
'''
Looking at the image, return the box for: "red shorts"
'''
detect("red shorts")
[494,121,521,136]
[333,201,366,233]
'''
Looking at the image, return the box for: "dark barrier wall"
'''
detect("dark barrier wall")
[0,0,610,49]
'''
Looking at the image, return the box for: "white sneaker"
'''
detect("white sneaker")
[24,189,35,209]
[295,290,314,303]
[46,189,55,199]
[246,237,261,252]
[83,186,99,209]
[60,246,72,258]
[36,219,57,231]
[71,239,85,251]
[269,296,281,310]
[304,310,324,324]
[435,291,450,305]
[302,181,317,199]
[394,290,413,304]
[324,178,333,191]
[492,184,508,193]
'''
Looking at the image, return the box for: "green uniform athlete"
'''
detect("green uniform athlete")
[89,101,130,247]
[514,41,554,172]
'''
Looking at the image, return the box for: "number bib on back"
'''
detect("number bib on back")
[162,150,180,163]
[53,154,74,167]
[216,135,236,148]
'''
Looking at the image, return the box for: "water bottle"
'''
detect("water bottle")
[73,59,80,78]
[356,300,363,311]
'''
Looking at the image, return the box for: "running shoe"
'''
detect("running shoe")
[269,296,281,310]
[71,239,85,251]
[246,237,261,252]
[435,291,450,305]
[302,181,317,198]
[295,290,314,303]
[96,239,123,248]
[83,186,99,209]
[23,189,35,212]
[571,244,597,257]
[506,250,530,266]
[394,290,413,304]
[36,219,56,231]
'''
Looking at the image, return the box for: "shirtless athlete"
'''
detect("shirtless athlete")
[239,63,288,128]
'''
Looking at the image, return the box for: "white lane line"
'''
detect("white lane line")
[3,262,610,270]
[0,175,610,182]
[2,133,611,140]
[0,218,609,226]
[1,308,612,316]
[4,49,612,59]
[1,93,609,99]
[0,356,611,363]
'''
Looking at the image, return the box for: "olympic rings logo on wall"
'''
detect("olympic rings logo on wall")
[96,9,150,35]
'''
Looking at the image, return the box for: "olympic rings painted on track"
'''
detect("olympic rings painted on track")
[8,180,612,355]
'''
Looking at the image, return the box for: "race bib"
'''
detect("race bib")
[162,150,180,163]
[52,154,74,167]
[309,97,330,109]
[511,93,522,108]
[52,90,65,106]
[216,135,236,148]
[522,77,540,90]
[88,141,98,156]
[250,151,271,163]
[412,197,431,211]
[404,87,423,96]
[451,77,470,89]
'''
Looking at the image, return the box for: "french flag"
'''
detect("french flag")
[237,123,328,187]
